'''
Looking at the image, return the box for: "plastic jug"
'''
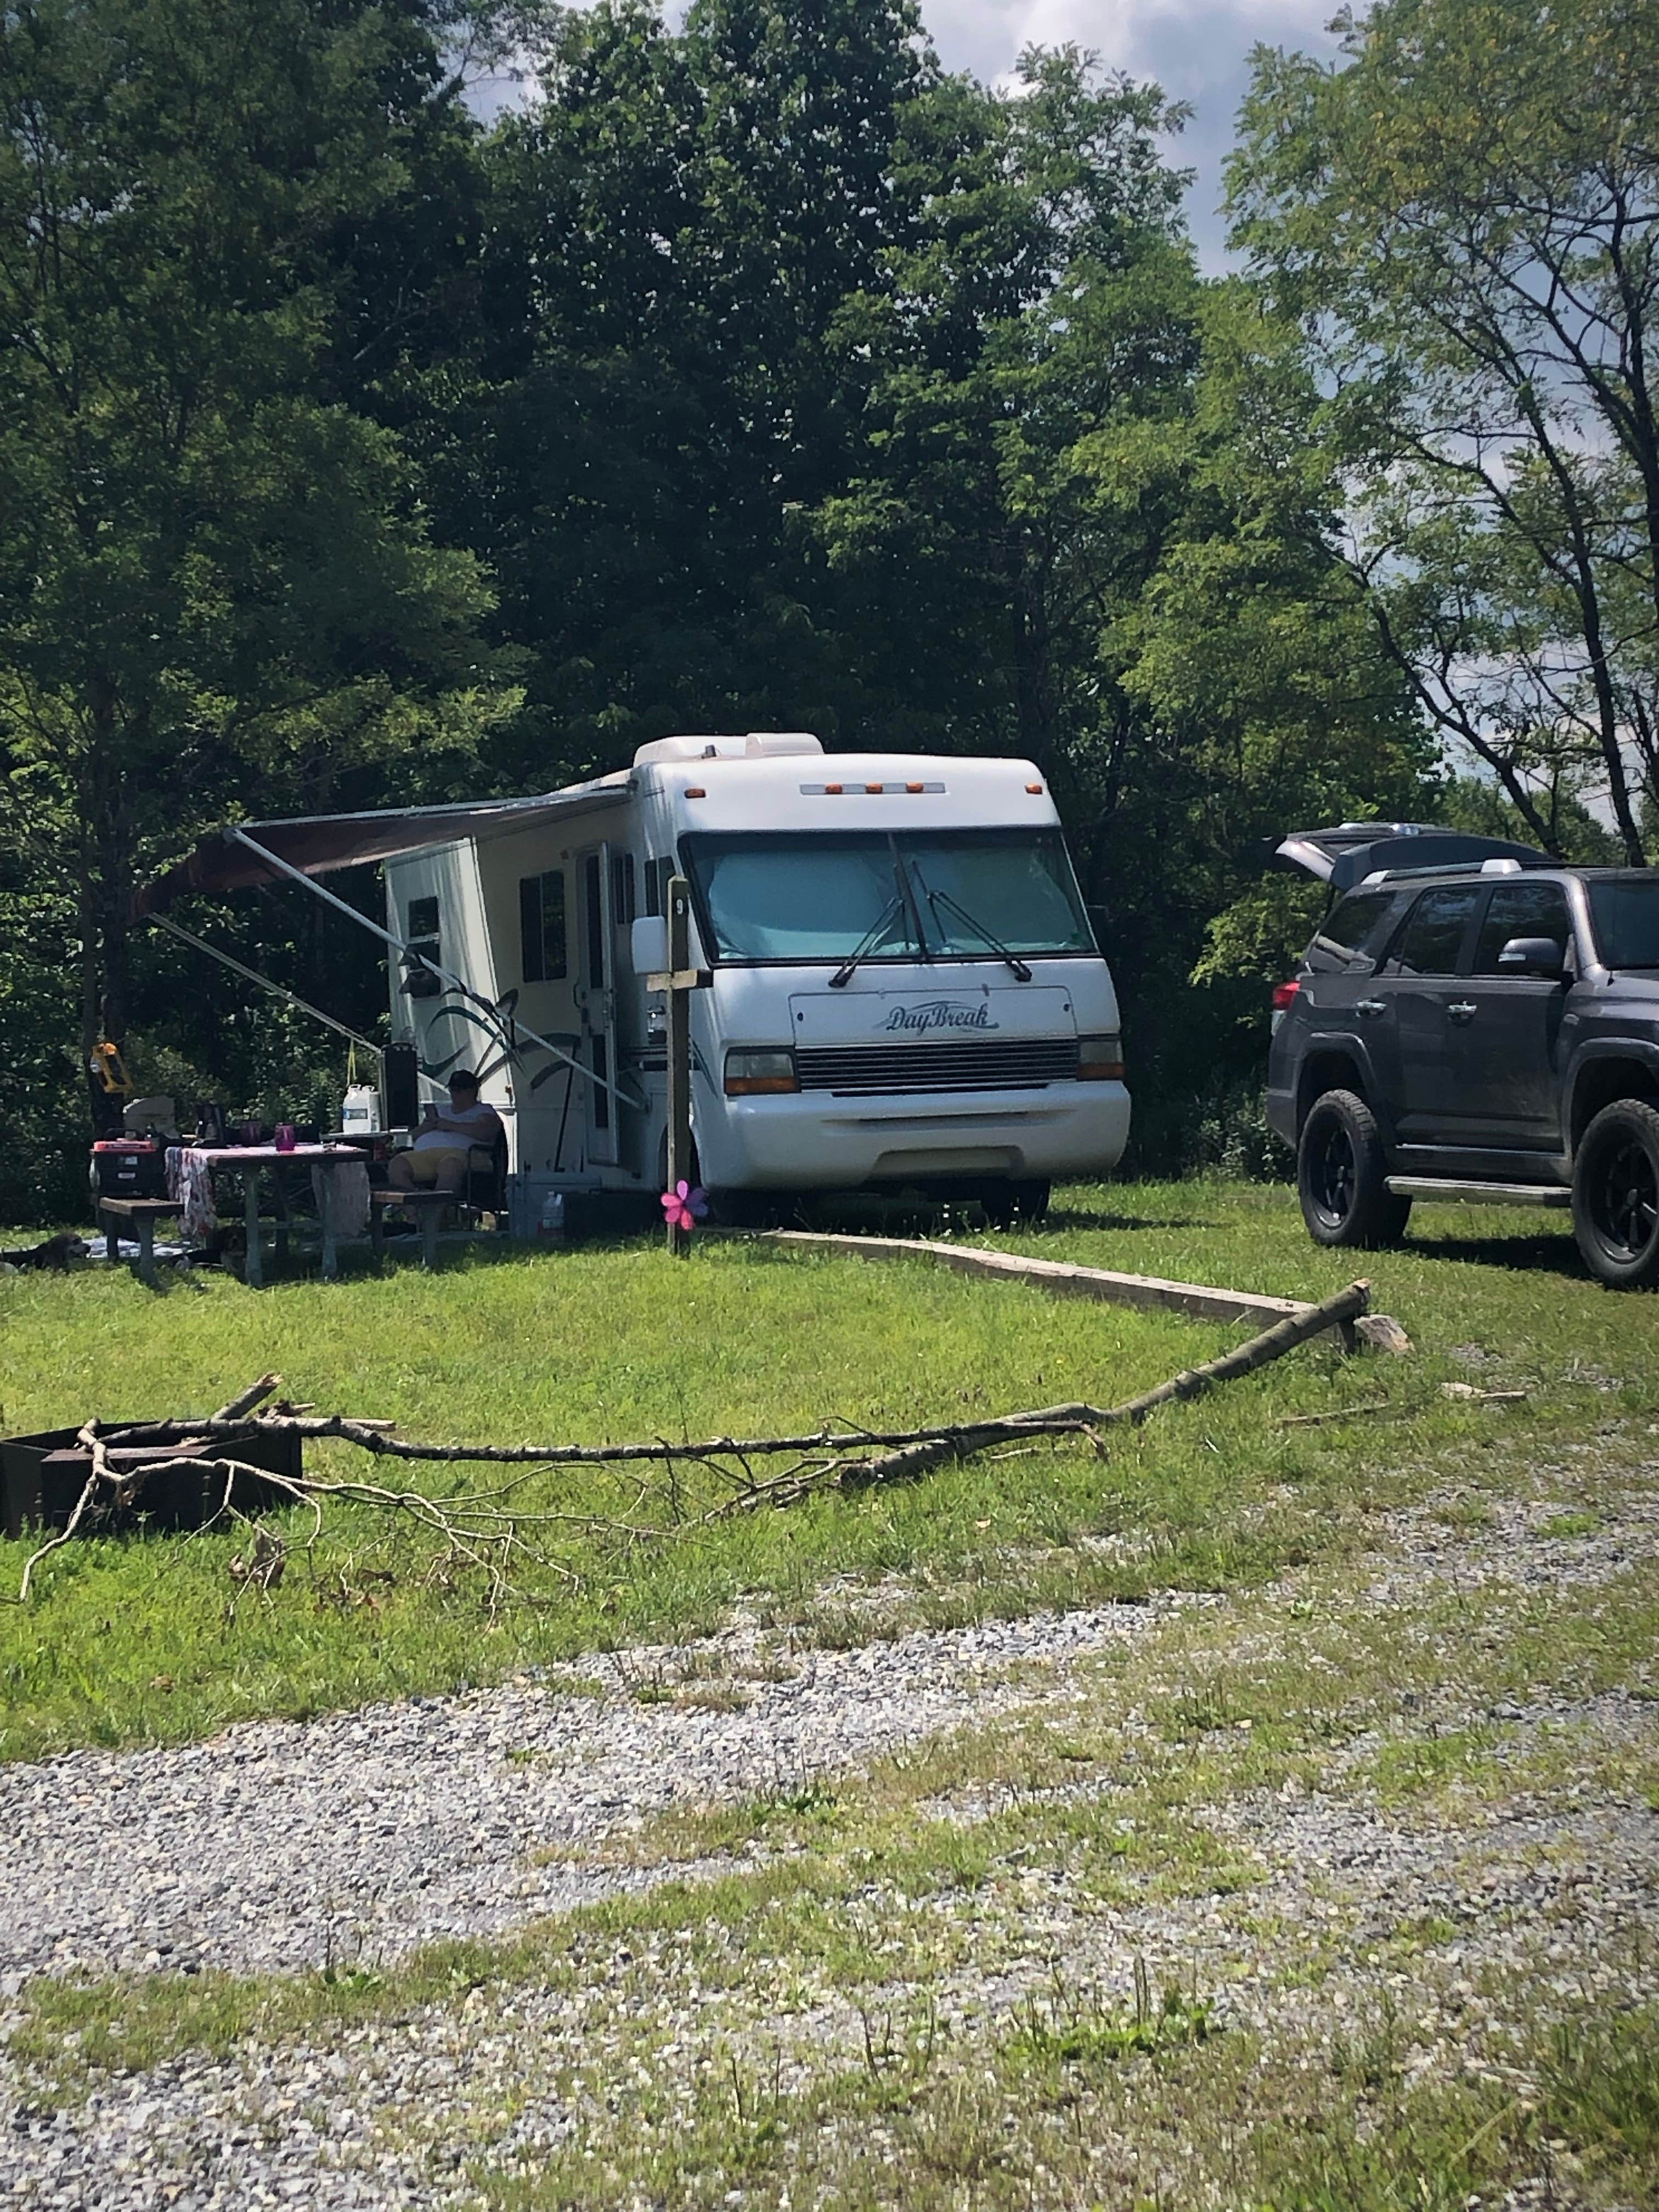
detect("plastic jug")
[342,1084,381,1136]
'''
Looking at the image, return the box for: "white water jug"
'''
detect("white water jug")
[342,1083,381,1135]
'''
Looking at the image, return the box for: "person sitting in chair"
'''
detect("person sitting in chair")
[387,1069,503,1196]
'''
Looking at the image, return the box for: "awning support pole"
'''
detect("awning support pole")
[226,828,644,1114]
[150,916,385,1063]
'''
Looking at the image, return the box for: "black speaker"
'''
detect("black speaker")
[383,1041,420,1131]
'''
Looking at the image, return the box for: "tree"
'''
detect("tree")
[1229,0,1659,861]
[812,53,1426,1156]
[459,0,939,771]
[0,0,520,1117]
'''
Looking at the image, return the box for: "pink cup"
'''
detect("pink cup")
[274,1123,297,1152]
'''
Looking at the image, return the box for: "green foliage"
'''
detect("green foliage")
[0,0,521,1109]
[1230,0,1659,861]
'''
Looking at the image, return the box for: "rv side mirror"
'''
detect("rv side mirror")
[630,916,669,975]
[1498,935,1565,978]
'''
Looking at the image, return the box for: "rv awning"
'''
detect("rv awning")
[133,782,626,918]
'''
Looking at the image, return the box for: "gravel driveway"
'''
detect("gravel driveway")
[0,1599,1192,1990]
[1,1480,1655,2211]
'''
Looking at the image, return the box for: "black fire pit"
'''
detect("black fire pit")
[0,1424,302,1539]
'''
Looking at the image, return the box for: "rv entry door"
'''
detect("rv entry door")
[577,845,618,1165]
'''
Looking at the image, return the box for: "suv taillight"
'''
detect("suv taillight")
[1272,980,1301,1012]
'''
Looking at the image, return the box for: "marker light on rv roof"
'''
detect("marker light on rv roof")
[799,781,945,795]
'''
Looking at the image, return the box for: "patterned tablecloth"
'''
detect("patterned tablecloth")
[165,1146,369,1243]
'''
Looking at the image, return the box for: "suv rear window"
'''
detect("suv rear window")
[1389,886,1481,975]
[1589,879,1659,969]
[1307,891,1393,970]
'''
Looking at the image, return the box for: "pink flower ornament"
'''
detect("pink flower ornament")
[661,1180,709,1233]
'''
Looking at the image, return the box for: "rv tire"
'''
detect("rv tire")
[709,1188,795,1229]
[982,1178,1051,1229]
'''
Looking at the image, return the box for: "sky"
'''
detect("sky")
[919,0,1345,266]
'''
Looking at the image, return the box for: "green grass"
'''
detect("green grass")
[1,1177,1656,1759]
[9,1409,1656,2207]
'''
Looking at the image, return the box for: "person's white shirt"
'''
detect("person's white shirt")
[411,1098,503,1154]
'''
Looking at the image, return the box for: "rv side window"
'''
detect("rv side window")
[611,853,637,928]
[518,871,567,983]
[643,857,671,917]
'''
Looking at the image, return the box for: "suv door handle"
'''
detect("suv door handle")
[1448,1001,1477,1022]
[1356,999,1386,1019]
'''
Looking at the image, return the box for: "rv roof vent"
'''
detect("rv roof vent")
[632,731,824,768]
[743,731,823,756]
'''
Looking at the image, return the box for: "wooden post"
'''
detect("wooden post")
[665,873,693,1257]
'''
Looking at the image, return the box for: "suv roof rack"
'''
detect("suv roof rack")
[1271,823,1551,893]
[1356,853,1551,887]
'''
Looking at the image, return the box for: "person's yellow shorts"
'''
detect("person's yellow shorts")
[398,1148,467,1187]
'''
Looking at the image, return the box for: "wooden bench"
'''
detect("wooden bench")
[369,1187,453,1272]
[98,1197,182,1289]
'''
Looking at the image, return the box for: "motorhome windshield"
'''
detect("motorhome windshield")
[1588,878,1659,968]
[682,829,1096,964]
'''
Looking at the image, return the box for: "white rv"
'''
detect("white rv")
[380,733,1127,1219]
[142,731,1129,1220]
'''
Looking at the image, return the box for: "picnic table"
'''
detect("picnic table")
[166,1144,369,1286]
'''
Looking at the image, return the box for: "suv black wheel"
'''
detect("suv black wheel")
[1572,1099,1659,1288]
[1296,1088,1412,1249]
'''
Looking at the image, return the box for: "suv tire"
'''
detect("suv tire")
[1572,1099,1659,1288]
[1297,1088,1412,1249]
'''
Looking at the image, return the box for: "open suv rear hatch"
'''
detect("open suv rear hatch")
[1271,821,1548,890]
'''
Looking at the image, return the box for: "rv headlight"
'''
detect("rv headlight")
[1077,1034,1124,1081]
[724,1048,799,1097]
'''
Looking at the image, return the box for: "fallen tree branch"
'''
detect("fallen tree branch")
[836,1279,1372,1489]
[108,1280,1369,1480]
[16,1280,1372,1605]
[213,1373,283,1421]
[1276,1401,1393,1430]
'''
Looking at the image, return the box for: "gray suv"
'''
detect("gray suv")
[1266,824,1659,1287]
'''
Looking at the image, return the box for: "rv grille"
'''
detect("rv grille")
[795,1039,1081,1096]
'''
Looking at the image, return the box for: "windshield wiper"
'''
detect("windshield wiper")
[909,870,1032,980]
[828,891,909,988]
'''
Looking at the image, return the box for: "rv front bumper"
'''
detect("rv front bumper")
[698,1081,1131,1190]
